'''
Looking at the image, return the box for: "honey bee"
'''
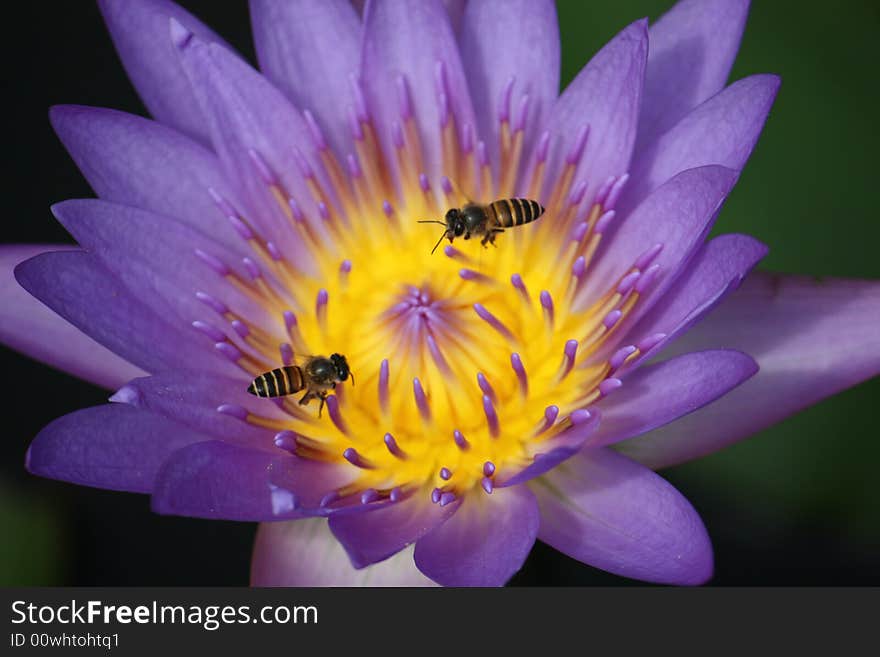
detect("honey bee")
[247,353,353,416]
[419,198,545,253]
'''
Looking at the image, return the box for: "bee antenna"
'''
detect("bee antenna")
[349,372,355,386]
[417,220,446,225]
[430,231,447,255]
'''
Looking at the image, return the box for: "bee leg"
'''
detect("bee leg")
[317,392,328,418]
[298,391,314,406]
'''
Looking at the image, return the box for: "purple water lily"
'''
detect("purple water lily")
[3,0,879,587]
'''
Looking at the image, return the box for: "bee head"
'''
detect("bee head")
[330,353,352,384]
[445,208,466,238]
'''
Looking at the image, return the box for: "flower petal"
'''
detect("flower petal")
[249,0,361,160]
[623,233,767,367]
[14,250,222,375]
[174,29,328,265]
[26,404,207,493]
[580,165,738,325]
[151,440,356,520]
[51,199,271,337]
[49,105,246,254]
[496,408,601,488]
[622,74,780,213]
[329,490,459,569]
[111,372,279,446]
[97,0,232,144]
[535,19,647,206]
[587,350,757,448]
[618,273,880,469]
[414,485,539,586]
[361,0,477,184]
[535,447,713,585]
[458,0,559,167]
[0,245,143,389]
[637,0,751,148]
[251,518,437,587]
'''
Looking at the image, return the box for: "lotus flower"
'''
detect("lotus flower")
[3,0,879,587]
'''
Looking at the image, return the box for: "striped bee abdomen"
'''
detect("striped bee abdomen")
[247,366,305,398]
[488,198,545,228]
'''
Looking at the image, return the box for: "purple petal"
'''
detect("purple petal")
[581,165,739,322]
[624,233,767,367]
[251,518,438,587]
[14,250,224,375]
[52,199,270,332]
[618,273,880,469]
[637,0,751,148]
[414,485,539,586]
[113,372,280,446]
[536,447,713,585]
[26,404,207,493]
[329,490,459,568]
[98,0,233,144]
[174,31,327,263]
[152,440,356,520]
[536,20,647,206]
[0,245,143,389]
[458,0,559,167]
[49,105,246,254]
[249,0,361,160]
[586,350,757,447]
[623,74,780,213]
[496,409,602,488]
[361,0,477,183]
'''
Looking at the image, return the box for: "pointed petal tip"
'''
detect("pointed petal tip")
[168,16,194,50]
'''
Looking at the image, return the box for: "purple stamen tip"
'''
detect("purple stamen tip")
[570,409,593,425]
[637,332,667,353]
[635,243,664,270]
[595,175,616,207]
[217,404,248,421]
[280,342,294,366]
[617,270,642,295]
[511,352,528,395]
[317,201,329,221]
[320,491,340,508]
[572,256,587,279]
[242,257,261,280]
[207,187,238,217]
[566,124,590,164]
[343,447,371,469]
[483,461,496,477]
[513,94,531,133]
[194,249,229,276]
[339,259,352,274]
[431,488,441,504]
[192,320,226,342]
[360,489,379,505]
[497,76,515,123]
[419,173,430,192]
[378,359,390,412]
[599,378,623,397]
[439,467,452,481]
[384,433,406,459]
[606,173,630,209]
[511,273,529,299]
[196,291,229,315]
[481,477,494,494]
[316,288,329,310]
[346,153,362,178]
[477,372,497,403]
[540,290,554,317]
[453,429,469,450]
[273,430,298,452]
[635,264,661,294]
[483,395,500,438]
[303,109,327,151]
[441,176,454,195]
[266,241,283,261]
[564,339,579,361]
[231,319,250,338]
[396,75,412,120]
[477,141,489,166]
[390,487,403,503]
[326,395,348,434]
[568,180,588,206]
[214,342,242,362]
[248,148,277,186]
[382,200,394,218]
[439,492,456,507]
[287,197,305,222]
[444,245,464,260]
[545,405,560,425]
[283,310,298,332]
[594,209,616,234]
[536,130,551,162]
[603,309,623,329]
[474,303,514,341]
[610,345,638,370]
[227,215,254,241]
[413,378,432,422]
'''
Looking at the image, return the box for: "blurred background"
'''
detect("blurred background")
[1,0,877,585]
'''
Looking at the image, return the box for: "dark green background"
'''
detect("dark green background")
[1,0,877,585]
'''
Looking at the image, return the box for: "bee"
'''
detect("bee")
[419,198,545,253]
[247,353,353,416]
